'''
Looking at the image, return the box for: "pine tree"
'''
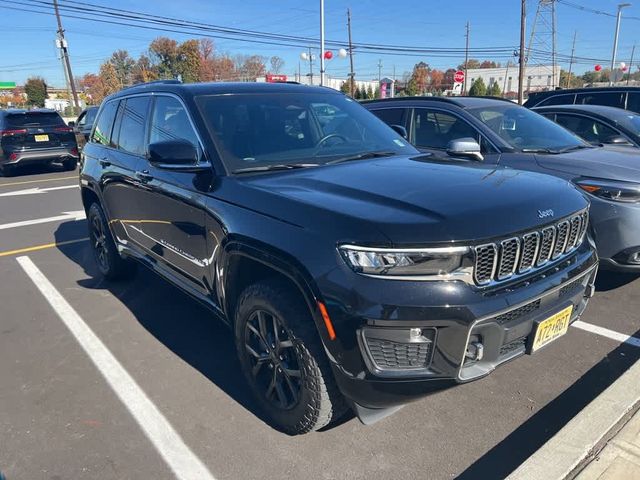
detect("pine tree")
[468,78,487,96]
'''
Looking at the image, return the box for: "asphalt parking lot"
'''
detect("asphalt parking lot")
[1,167,639,480]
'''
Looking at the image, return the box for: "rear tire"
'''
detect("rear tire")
[62,157,77,171]
[235,280,347,435]
[87,202,136,281]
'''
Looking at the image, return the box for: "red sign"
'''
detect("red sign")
[454,70,465,83]
[266,74,287,83]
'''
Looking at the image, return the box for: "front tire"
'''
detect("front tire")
[87,203,136,281]
[235,280,347,435]
[62,157,77,171]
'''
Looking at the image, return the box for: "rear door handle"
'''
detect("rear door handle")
[135,170,154,182]
[98,157,111,167]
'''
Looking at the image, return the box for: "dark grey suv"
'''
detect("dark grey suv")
[365,97,640,272]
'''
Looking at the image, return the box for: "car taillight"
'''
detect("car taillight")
[71,147,78,156]
[54,126,73,133]
[1,129,27,137]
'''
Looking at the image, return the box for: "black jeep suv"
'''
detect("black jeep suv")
[80,81,598,434]
[0,109,78,175]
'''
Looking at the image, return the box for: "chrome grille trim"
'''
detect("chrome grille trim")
[497,237,521,280]
[472,209,588,286]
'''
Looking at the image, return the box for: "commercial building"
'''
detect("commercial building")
[466,64,560,95]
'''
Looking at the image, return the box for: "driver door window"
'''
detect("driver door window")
[149,96,200,155]
[554,113,619,144]
[411,109,488,152]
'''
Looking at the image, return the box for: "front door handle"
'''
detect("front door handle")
[98,157,111,167]
[135,170,154,182]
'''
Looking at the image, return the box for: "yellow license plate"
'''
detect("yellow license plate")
[531,305,573,352]
[34,134,49,142]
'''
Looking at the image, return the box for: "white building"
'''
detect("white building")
[465,64,560,95]
[257,75,379,92]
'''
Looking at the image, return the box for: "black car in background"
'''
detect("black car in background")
[80,81,597,434]
[0,109,79,176]
[70,106,99,151]
[364,96,640,272]
[524,86,640,113]
[533,104,640,148]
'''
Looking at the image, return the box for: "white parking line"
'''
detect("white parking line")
[0,210,86,230]
[16,256,216,480]
[572,320,640,348]
[0,184,78,197]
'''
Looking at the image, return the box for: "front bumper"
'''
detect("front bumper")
[590,197,640,271]
[0,146,79,167]
[320,243,598,409]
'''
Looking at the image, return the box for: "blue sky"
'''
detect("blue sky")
[1,0,639,87]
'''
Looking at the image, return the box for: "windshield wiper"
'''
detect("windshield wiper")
[521,148,555,154]
[326,151,397,165]
[232,163,318,174]
[554,144,595,153]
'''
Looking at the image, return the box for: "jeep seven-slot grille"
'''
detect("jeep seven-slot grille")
[473,211,588,285]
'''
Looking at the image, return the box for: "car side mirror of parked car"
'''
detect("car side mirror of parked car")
[149,140,210,172]
[390,124,408,139]
[603,135,631,145]
[446,138,484,161]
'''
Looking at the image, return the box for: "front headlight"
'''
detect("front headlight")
[575,178,640,203]
[338,245,471,278]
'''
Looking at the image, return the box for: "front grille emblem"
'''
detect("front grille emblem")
[538,209,554,219]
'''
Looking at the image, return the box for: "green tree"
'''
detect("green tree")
[24,77,47,107]
[177,39,201,83]
[366,84,374,99]
[468,77,487,96]
[559,69,583,88]
[109,50,135,87]
[374,85,380,98]
[404,78,419,96]
[486,81,501,97]
[339,81,350,95]
[149,37,180,79]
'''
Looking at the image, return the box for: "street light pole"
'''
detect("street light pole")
[610,3,631,86]
[320,0,325,86]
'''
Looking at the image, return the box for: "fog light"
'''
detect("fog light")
[466,336,484,361]
[409,328,422,340]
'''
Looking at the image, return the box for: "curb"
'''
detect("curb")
[507,358,640,480]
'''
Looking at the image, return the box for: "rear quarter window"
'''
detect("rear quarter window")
[370,108,407,127]
[626,92,640,114]
[91,100,119,146]
[537,94,576,107]
[576,91,625,109]
[6,112,65,127]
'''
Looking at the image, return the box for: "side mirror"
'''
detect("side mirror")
[446,137,484,161]
[68,121,75,127]
[603,134,630,145]
[149,140,209,171]
[390,124,408,139]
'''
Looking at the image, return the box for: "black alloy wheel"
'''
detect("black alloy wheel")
[244,309,302,410]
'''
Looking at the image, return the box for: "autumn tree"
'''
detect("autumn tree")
[149,37,180,79]
[198,38,216,81]
[235,55,266,81]
[468,77,487,96]
[479,60,500,68]
[269,56,285,74]
[444,68,457,88]
[408,62,431,95]
[458,59,481,70]
[429,69,445,91]
[132,55,158,84]
[560,69,583,89]
[213,56,236,81]
[109,50,135,87]
[24,77,47,107]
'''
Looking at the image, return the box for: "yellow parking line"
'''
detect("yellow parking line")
[0,237,89,257]
[0,176,78,187]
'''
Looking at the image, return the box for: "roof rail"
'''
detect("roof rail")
[120,79,182,91]
[360,96,459,105]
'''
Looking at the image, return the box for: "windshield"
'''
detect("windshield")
[196,92,417,172]
[467,104,588,152]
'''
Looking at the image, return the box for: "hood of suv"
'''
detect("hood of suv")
[535,146,640,181]
[234,155,588,244]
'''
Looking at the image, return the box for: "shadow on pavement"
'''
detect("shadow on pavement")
[595,270,640,292]
[53,221,270,429]
[0,163,68,178]
[458,327,640,480]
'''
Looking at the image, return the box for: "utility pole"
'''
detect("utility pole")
[319,0,325,86]
[347,8,355,97]
[463,21,470,94]
[610,3,631,86]
[518,0,526,105]
[53,0,79,111]
[628,44,636,85]
[567,31,577,88]
[307,47,314,85]
[377,59,383,84]
[392,64,396,97]
[551,0,557,88]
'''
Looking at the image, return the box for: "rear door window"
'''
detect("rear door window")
[370,108,408,128]
[91,100,119,146]
[537,94,576,106]
[626,92,640,113]
[576,91,625,109]
[113,96,151,156]
[5,112,65,127]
